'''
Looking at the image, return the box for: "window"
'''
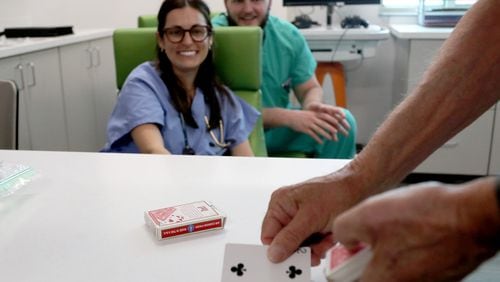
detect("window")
[381,0,477,15]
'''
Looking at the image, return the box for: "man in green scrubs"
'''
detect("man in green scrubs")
[212,0,357,158]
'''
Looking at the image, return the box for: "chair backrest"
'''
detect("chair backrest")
[137,15,157,28]
[112,26,267,156]
[138,12,222,28]
[0,80,18,149]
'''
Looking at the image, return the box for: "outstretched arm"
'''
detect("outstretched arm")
[261,0,500,264]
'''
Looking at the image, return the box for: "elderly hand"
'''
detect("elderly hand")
[334,178,500,282]
[261,170,365,266]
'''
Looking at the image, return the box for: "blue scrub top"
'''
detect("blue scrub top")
[102,62,260,155]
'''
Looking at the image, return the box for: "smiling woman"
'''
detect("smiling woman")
[102,0,260,156]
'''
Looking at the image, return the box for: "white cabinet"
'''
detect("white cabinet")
[489,103,500,175]
[391,26,495,175]
[59,37,117,151]
[0,30,116,152]
[0,49,68,151]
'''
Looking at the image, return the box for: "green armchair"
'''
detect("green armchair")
[138,12,221,28]
[112,26,267,156]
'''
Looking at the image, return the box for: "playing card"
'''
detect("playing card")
[324,243,372,282]
[221,243,310,282]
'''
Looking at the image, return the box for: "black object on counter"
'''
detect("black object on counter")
[4,26,73,38]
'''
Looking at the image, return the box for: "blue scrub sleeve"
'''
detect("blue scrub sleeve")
[106,74,165,148]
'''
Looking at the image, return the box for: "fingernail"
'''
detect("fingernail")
[267,245,286,263]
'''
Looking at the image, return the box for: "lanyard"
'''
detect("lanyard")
[178,113,230,155]
[178,113,195,155]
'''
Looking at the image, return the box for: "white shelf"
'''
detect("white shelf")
[0,29,113,59]
[389,24,453,39]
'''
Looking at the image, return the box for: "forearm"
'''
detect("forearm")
[341,0,500,197]
[299,86,323,110]
[131,124,170,154]
[262,108,295,129]
[230,140,254,156]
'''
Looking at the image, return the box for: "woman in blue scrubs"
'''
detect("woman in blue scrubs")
[102,0,259,156]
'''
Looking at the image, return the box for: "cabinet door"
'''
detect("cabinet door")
[489,103,500,175]
[414,109,494,175]
[60,41,99,151]
[21,49,68,151]
[0,56,28,149]
[59,37,117,152]
[90,37,118,149]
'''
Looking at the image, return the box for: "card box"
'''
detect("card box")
[144,200,226,240]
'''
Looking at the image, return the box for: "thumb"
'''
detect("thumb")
[333,208,372,250]
[266,211,318,263]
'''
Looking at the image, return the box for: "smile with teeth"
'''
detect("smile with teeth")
[240,15,257,21]
[178,50,197,56]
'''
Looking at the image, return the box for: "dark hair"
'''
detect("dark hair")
[156,0,229,129]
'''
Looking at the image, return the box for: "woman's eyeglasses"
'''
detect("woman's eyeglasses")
[163,25,211,43]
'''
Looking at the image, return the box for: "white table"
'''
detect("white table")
[0,150,498,281]
[0,150,348,281]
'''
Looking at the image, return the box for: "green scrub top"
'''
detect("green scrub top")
[212,14,317,109]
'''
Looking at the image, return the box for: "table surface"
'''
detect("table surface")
[0,150,498,281]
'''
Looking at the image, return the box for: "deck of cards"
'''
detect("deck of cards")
[324,243,373,282]
[221,243,311,281]
[144,200,226,240]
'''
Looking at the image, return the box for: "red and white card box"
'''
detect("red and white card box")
[145,201,226,240]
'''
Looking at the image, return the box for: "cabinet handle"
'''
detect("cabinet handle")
[15,64,25,90]
[27,62,36,87]
[92,47,101,67]
[86,48,93,69]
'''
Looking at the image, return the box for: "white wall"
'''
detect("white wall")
[0,0,286,28]
[0,0,413,145]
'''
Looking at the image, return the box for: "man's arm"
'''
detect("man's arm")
[261,0,500,264]
[346,0,500,196]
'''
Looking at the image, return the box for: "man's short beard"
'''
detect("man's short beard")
[226,12,270,29]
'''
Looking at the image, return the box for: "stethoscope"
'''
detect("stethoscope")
[178,113,231,155]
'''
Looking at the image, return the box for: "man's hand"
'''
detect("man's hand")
[260,171,364,266]
[334,179,500,282]
[286,103,350,144]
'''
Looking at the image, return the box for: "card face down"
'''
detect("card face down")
[324,243,372,282]
[221,243,310,282]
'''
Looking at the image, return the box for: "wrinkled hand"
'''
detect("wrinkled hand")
[288,103,350,144]
[334,180,500,282]
[261,171,363,266]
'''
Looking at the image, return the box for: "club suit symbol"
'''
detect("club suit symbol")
[230,263,246,276]
[286,265,302,279]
